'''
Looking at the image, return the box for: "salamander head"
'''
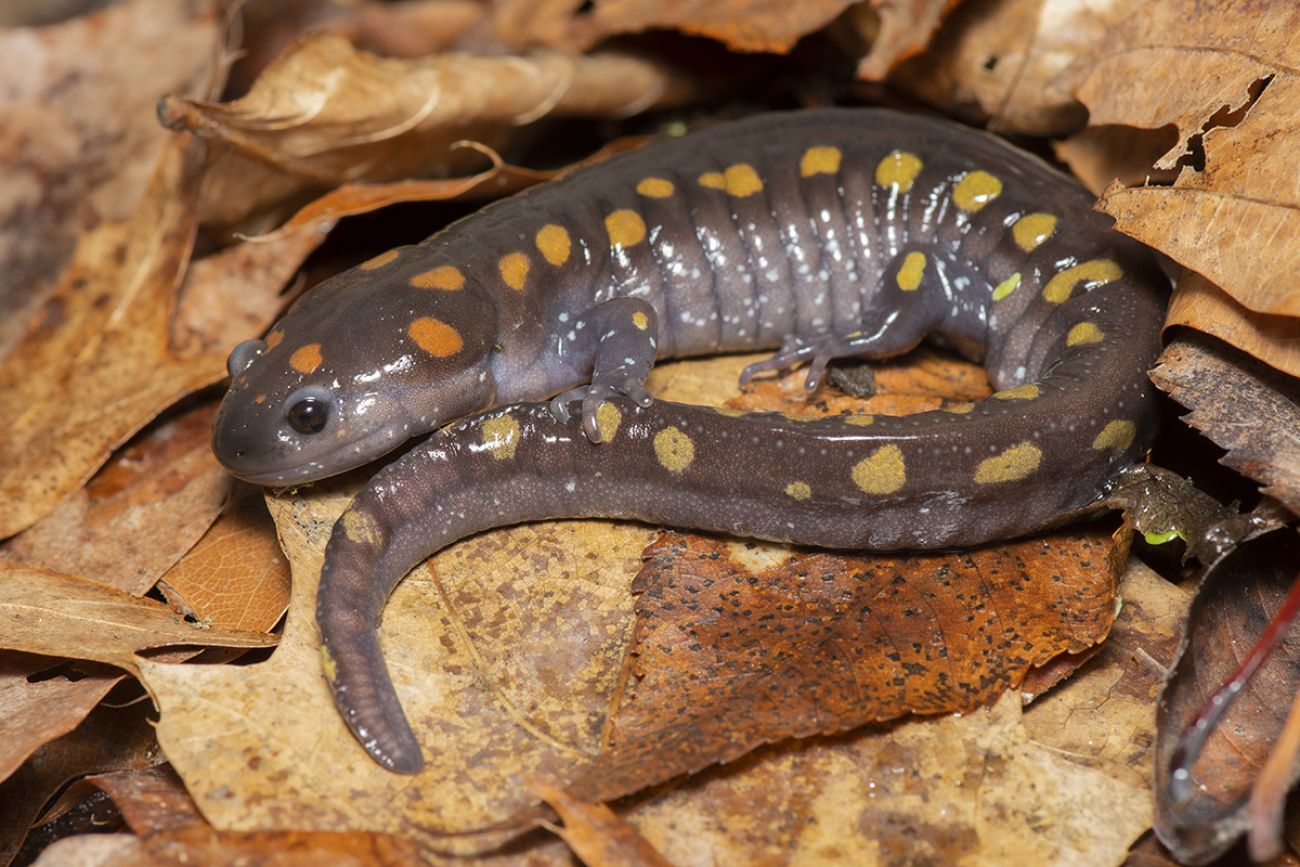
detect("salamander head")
[213,269,497,485]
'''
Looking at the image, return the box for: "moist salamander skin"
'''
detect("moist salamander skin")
[213,108,1167,773]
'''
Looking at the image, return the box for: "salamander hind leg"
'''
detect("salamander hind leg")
[549,297,658,442]
[741,245,953,393]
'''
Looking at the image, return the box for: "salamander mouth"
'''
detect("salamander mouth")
[220,424,411,487]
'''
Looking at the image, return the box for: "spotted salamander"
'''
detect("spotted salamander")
[213,108,1167,773]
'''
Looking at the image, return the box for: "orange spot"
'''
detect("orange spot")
[698,172,725,190]
[800,146,841,177]
[265,330,284,351]
[605,210,646,248]
[535,224,571,266]
[637,177,675,198]
[359,249,399,270]
[289,343,323,375]
[408,317,463,357]
[411,265,465,291]
[254,393,267,405]
[499,252,530,290]
[723,163,763,197]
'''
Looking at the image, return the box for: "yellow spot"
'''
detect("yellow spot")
[844,414,875,426]
[800,146,842,177]
[595,401,622,442]
[782,412,816,423]
[1043,259,1123,304]
[320,646,337,684]
[896,251,927,291]
[654,427,695,473]
[992,272,1021,301]
[499,251,530,291]
[722,163,764,197]
[481,414,521,460]
[407,316,463,357]
[953,170,1003,212]
[535,224,571,266]
[852,445,906,495]
[341,510,382,547]
[993,383,1039,400]
[1012,213,1057,252]
[411,265,464,291]
[289,343,323,374]
[636,177,674,198]
[944,402,975,414]
[974,442,1042,484]
[875,150,923,193]
[1092,420,1137,451]
[698,172,725,190]
[359,249,399,270]
[715,407,746,417]
[1068,322,1105,346]
[254,393,267,405]
[265,330,284,351]
[785,481,812,501]
[605,209,646,248]
[632,310,650,331]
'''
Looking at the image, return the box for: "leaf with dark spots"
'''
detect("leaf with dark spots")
[568,526,1126,796]
[1154,528,1300,864]
[1103,464,1240,565]
[1151,333,1300,516]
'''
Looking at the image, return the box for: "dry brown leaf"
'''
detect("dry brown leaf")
[156,483,291,633]
[0,0,220,361]
[1,403,230,595]
[1164,273,1300,380]
[0,561,274,672]
[1053,125,1180,196]
[1150,334,1300,515]
[890,0,1140,135]
[844,0,958,81]
[0,694,161,865]
[0,136,220,540]
[528,778,674,867]
[1080,0,1300,318]
[492,0,856,54]
[167,33,698,225]
[0,654,122,783]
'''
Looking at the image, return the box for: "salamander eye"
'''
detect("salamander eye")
[287,397,330,434]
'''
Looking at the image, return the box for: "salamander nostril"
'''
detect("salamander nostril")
[227,338,268,378]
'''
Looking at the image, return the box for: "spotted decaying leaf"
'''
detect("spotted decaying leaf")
[565,526,1125,796]
[1154,529,1300,864]
[1079,0,1300,321]
[141,346,1127,855]
[0,0,219,360]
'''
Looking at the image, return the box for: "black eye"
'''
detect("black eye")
[287,397,329,434]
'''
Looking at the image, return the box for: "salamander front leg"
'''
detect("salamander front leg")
[549,297,658,442]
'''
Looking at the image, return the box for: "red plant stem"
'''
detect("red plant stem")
[1168,571,1300,804]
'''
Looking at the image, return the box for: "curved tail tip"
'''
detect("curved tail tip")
[370,734,425,775]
